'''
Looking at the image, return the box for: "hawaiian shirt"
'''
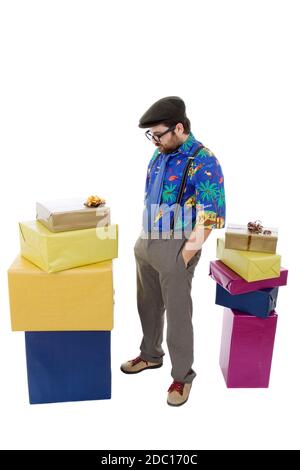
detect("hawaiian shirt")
[144,132,226,232]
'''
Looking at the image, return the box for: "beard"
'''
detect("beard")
[156,135,182,154]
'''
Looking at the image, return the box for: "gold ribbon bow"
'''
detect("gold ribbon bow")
[84,195,106,208]
[247,220,271,236]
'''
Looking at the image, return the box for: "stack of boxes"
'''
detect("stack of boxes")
[8,197,118,404]
[209,223,288,388]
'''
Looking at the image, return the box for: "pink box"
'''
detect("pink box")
[210,260,288,295]
[219,308,278,388]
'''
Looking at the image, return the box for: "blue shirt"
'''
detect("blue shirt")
[144,132,226,232]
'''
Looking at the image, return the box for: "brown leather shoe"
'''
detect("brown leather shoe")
[120,355,163,374]
[167,380,192,406]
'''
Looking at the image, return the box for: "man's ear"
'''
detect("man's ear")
[176,123,184,135]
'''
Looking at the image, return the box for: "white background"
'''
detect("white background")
[0,0,299,450]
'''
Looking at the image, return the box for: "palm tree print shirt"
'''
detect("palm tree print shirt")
[144,132,226,232]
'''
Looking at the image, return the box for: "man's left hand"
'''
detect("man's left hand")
[181,246,199,268]
[180,227,212,267]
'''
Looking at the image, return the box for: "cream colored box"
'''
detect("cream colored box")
[36,198,110,232]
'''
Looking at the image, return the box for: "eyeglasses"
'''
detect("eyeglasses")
[145,126,176,143]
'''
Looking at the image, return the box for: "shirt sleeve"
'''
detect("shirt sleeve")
[144,149,159,202]
[193,154,226,229]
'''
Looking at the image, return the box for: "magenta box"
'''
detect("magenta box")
[219,307,278,388]
[210,260,288,295]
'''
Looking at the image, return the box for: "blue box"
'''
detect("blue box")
[215,283,278,318]
[25,331,111,404]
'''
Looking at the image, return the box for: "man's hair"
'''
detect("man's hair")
[161,117,191,135]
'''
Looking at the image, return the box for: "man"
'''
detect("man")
[121,96,226,406]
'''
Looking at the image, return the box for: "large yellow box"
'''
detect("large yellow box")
[8,256,114,331]
[19,221,118,273]
[216,238,281,282]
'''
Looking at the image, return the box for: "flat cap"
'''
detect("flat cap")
[138,96,186,128]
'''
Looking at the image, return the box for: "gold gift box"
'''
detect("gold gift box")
[19,220,118,273]
[217,238,281,282]
[225,224,278,253]
[36,198,110,232]
[8,256,114,331]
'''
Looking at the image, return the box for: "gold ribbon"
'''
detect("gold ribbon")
[247,220,271,235]
[246,220,272,249]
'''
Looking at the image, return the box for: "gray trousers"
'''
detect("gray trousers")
[134,234,202,384]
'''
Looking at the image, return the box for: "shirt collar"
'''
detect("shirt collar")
[177,132,197,155]
[159,132,198,157]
